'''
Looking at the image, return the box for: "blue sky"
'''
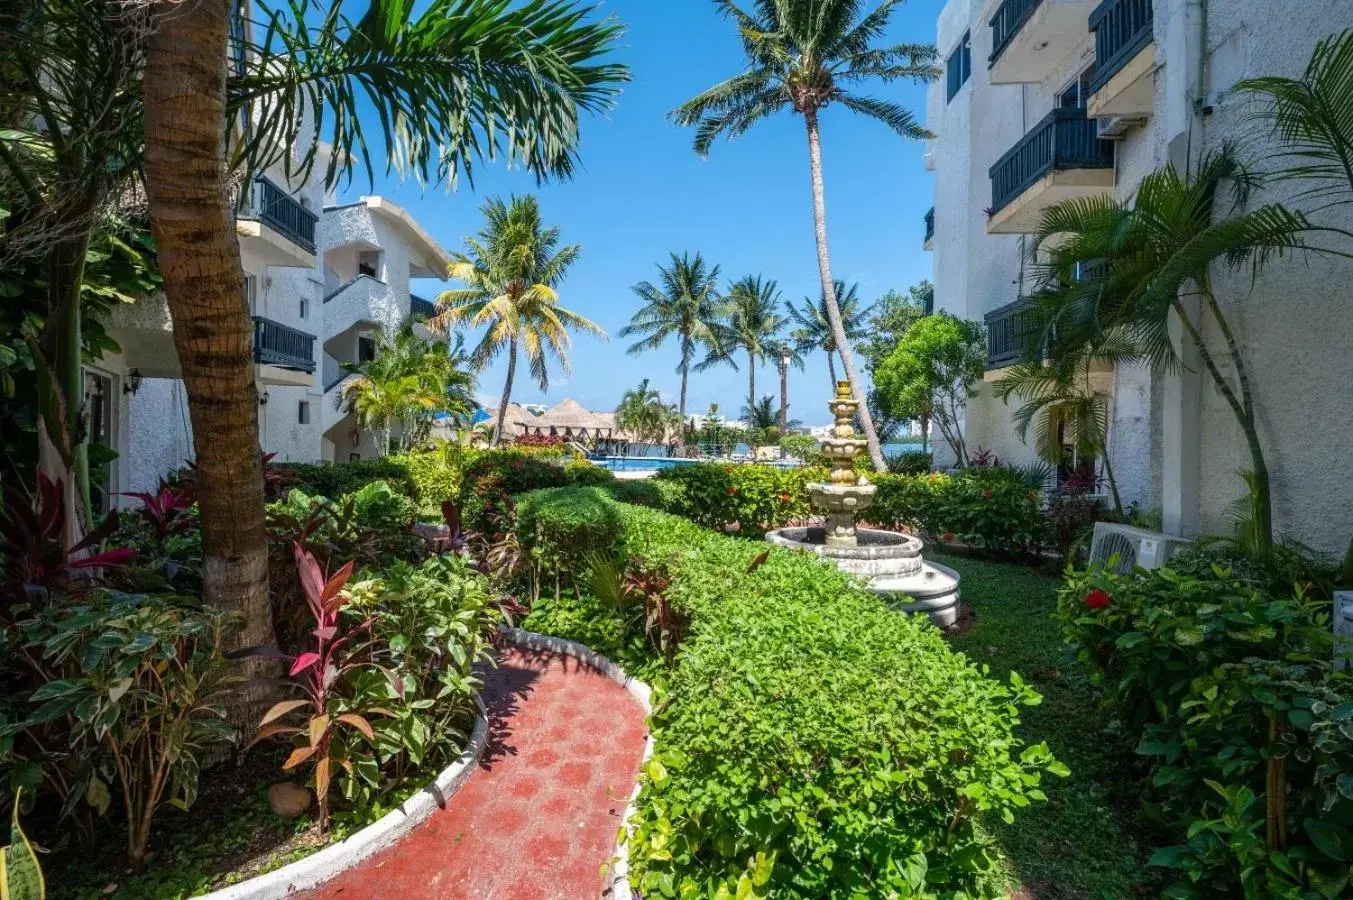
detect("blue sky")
[336,0,943,427]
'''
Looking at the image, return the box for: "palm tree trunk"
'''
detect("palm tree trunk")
[678,340,690,422]
[492,336,518,447]
[826,351,838,388]
[778,358,789,433]
[803,108,885,472]
[143,0,272,721]
[748,350,756,416]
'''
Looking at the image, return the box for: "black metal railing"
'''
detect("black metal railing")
[243,177,318,253]
[989,0,1043,66]
[1089,0,1153,95]
[253,317,317,372]
[921,285,935,316]
[924,207,935,245]
[410,295,437,319]
[984,298,1050,369]
[988,107,1114,215]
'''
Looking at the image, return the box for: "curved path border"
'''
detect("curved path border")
[198,701,490,900]
[499,628,655,899]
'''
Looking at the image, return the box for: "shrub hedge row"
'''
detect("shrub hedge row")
[518,486,1063,898]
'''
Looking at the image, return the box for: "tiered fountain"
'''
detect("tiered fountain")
[767,382,961,627]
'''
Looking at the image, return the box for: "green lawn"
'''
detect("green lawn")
[936,551,1157,899]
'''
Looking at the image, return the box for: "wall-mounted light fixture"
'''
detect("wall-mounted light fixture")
[123,369,142,395]
[257,388,270,407]
[349,428,361,448]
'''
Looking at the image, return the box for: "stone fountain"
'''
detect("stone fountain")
[767,382,961,627]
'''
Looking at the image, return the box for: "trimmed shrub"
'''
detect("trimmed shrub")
[520,490,1062,897]
[456,450,571,533]
[872,468,1048,552]
[604,478,686,510]
[886,448,933,475]
[398,444,472,510]
[515,487,623,599]
[275,458,417,499]
[1058,563,1353,896]
[653,463,824,534]
[564,458,615,487]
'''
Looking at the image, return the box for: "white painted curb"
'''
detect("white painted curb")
[499,628,655,900]
[195,698,489,899]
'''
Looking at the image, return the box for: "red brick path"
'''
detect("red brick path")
[299,645,649,899]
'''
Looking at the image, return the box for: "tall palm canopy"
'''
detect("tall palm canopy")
[619,252,725,420]
[672,0,939,471]
[431,195,605,446]
[789,280,869,386]
[615,378,682,444]
[722,275,788,414]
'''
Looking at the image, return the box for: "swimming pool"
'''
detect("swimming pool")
[594,456,703,472]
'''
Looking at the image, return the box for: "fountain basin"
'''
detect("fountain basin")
[766,527,961,628]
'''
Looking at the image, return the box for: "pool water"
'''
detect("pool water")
[594,456,703,472]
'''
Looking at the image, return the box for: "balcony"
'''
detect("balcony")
[1087,0,1155,122]
[984,298,1045,372]
[254,316,317,387]
[987,107,1114,233]
[410,294,437,319]
[322,275,396,343]
[236,176,318,268]
[987,0,1097,85]
[923,208,935,251]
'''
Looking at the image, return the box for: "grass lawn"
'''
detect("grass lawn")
[935,551,1158,899]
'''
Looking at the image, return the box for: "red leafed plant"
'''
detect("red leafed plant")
[239,543,390,833]
[122,481,196,543]
[0,474,135,607]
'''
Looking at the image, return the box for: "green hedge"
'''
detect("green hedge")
[518,488,1061,898]
[516,486,623,596]
[652,464,824,534]
[274,446,470,512]
[1059,560,1353,896]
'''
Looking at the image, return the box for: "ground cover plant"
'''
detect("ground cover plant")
[516,486,1063,898]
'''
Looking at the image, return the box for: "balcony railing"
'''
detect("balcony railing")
[984,298,1050,369]
[988,107,1114,215]
[243,176,318,253]
[410,294,437,319]
[1089,0,1153,95]
[254,317,317,373]
[924,207,935,245]
[989,0,1043,66]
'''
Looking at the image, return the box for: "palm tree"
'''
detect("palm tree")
[673,0,939,472]
[338,324,477,453]
[721,275,788,415]
[768,339,806,432]
[1029,149,1333,553]
[615,379,681,444]
[430,195,606,447]
[788,280,869,388]
[993,336,1136,514]
[619,252,725,420]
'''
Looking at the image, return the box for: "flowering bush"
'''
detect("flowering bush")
[1058,562,1353,896]
[871,468,1049,552]
[456,451,571,533]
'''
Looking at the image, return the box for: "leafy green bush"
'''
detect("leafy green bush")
[886,448,933,475]
[274,458,418,499]
[398,444,473,512]
[456,450,570,533]
[872,468,1048,552]
[564,458,615,486]
[515,487,623,600]
[348,481,418,534]
[346,556,500,789]
[653,463,823,534]
[604,478,686,510]
[1,591,237,866]
[1058,563,1353,897]
[519,490,1062,897]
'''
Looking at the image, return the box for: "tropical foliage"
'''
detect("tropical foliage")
[788,280,868,386]
[614,379,682,444]
[620,252,726,419]
[430,195,605,446]
[339,324,477,454]
[873,312,986,467]
[858,280,931,372]
[720,275,787,413]
[672,0,940,471]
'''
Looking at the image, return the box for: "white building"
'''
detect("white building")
[924,0,1353,553]
[92,180,449,504]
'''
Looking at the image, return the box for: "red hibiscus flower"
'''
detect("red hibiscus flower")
[723,466,734,473]
[941,532,955,542]
[780,493,791,503]
[1084,589,1111,610]
[727,487,737,496]
[983,488,993,498]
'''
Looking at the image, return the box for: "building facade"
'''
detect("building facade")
[925,0,1353,553]
[95,181,449,504]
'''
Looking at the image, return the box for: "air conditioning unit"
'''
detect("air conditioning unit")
[1336,591,1353,670]
[1097,116,1147,140]
[1088,522,1193,574]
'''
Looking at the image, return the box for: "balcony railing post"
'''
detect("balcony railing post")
[252,316,317,373]
[988,107,1114,215]
[989,0,1044,66]
[1088,0,1153,95]
[242,176,318,254]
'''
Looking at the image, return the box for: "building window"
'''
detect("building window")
[298,401,310,425]
[946,32,971,102]
[357,249,382,280]
[299,297,309,319]
[358,336,377,363]
[1059,69,1094,109]
[242,274,257,312]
